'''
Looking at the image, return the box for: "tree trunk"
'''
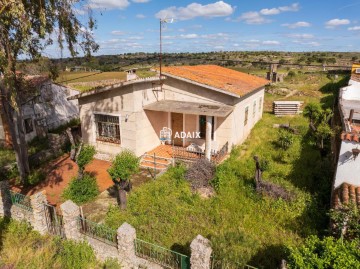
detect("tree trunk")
[118,189,127,210]
[0,88,30,183]
[66,127,76,161]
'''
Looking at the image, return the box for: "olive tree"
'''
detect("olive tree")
[0,0,98,183]
[107,150,139,209]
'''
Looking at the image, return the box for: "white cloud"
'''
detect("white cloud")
[260,3,300,15]
[155,1,234,20]
[282,21,311,28]
[238,3,299,24]
[348,26,360,31]
[180,34,199,39]
[214,45,224,49]
[237,11,271,24]
[136,14,146,19]
[88,0,130,9]
[293,40,320,47]
[132,0,150,3]
[262,40,280,45]
[287,33,314,39]
[325,18,350,28]
[111,30,125,35]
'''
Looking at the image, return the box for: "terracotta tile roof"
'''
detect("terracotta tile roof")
[341,131,360,142]
[161,65,269,97]
[333,183,360,209]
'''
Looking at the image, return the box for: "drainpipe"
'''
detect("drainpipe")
[205,116,212,161]
[349,109,354,123]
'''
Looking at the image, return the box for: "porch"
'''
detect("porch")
[140,142,229,171]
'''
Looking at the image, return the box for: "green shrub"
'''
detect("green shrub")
[287,236,360,269]
[27,169,46,185]
[103,258,122,269]
[277,130,295,150]
[77,144,96,172]
[108,150,139,180]
[57,239,97,269]
[62,174,99,204]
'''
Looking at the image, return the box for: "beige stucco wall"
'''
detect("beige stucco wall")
[231,88,265,146]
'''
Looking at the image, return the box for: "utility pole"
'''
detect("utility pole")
[159,18,174,78]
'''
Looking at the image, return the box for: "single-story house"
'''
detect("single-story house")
[0,76,79,145]
[69,65,269,165]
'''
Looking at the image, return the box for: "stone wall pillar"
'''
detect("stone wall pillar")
[60,200,82,240]
[117,222,137,269]
[30,191,48,235]
[0,180,11,217]
[190,235,212,269]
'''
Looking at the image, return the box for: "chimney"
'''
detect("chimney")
[126,68,138,81]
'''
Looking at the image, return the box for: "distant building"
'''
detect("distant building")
[0,76,79,146]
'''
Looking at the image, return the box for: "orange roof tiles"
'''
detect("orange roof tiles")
[341,131,360,142]
[161,65,269,97]
[333,182,360,209]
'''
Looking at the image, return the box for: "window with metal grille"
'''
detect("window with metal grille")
[24,118,33,134]
[95,114,120,144]
[244,106,249,126]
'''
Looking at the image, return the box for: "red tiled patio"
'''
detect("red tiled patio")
[11,154,114,206]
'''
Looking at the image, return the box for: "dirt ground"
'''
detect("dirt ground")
[11,154,114,206]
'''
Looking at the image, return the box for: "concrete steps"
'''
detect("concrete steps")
[140,154,172,171]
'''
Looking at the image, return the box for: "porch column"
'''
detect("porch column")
[205,116,212,160]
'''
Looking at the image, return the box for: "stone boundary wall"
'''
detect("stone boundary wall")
[0,180,213,269]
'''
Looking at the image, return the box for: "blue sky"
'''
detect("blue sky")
[46,0,360,57]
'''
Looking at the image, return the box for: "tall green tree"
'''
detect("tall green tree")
[0,0,98,183]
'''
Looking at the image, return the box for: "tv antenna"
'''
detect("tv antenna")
[159,17,174,78]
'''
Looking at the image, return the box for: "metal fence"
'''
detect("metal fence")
[211,257,258,269]
[77,217,117,246]
[134,238,190,269]
[9,190,32,211]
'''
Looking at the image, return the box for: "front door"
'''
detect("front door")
[171,112,183,146]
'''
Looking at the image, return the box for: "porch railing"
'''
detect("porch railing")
[172,141,228,164]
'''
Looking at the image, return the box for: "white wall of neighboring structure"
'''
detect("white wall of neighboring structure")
[20,82,80,142]
[342,80,360,101]
[334,140,360,188]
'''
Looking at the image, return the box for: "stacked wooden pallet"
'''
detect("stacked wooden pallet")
[273,101,302,116]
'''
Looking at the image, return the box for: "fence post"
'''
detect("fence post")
[0,180,11,217]
[190,235,212,269]
[30,191,48,235]
[117,222,137,269]
[60,200,82,241]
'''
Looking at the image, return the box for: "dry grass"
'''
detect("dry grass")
[56,71,126,84]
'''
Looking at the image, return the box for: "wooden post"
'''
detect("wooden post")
[205,116,212,161]
[153,153,156,179]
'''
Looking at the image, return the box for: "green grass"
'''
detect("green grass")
[0,218,120,269]
[56,71,126,84]
[105,113,333,268]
